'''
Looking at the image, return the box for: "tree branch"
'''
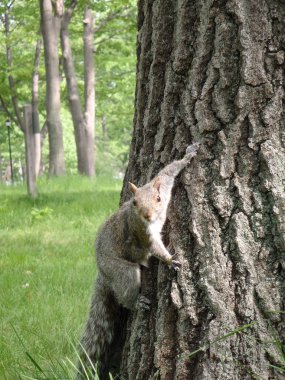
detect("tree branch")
[94,6,131,34]
[94,33,118,47]
[0,95,18,124]
[62,0,78,24]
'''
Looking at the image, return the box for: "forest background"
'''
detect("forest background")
[0,0,136,378]
[0,0,136,182]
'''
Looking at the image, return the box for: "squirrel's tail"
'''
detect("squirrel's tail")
[76,275,123,380]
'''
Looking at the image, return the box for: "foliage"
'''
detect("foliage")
[0,174,122,379]
[0,0,137,176]
[30,206,53,223]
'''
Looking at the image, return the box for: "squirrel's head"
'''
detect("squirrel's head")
[128,177,162,223]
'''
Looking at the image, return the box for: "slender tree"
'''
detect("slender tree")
[40,0,65,176]
[3,4,44,191]
[32,38,42,177]
[60,1,95,176]
[119,0,285,379]
[83,6,95,176]
[60,3,134,177]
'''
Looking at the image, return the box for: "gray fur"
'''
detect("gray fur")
[76,142,200,379]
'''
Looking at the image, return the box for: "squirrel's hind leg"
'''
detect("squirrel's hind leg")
[104,257,141,310]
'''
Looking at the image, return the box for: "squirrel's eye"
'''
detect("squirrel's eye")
[133,200,137,206]
[156,195,161,202]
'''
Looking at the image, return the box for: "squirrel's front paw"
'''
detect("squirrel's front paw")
[171,260,182,271]
[185,142,201,157]
[168,254,182,271]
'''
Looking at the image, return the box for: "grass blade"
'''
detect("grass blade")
[212,322,258,345]
[268,364,285,373]
[25,352,46,377]
[189,321,258,359]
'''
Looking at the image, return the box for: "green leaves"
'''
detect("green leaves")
[0,0,136,175]
[30,206,54,223]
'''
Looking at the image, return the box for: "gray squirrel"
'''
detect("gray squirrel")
[77,142,201,380]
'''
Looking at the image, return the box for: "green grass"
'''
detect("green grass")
[0,175,122,379]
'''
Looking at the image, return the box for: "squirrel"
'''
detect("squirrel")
[76,142,201,380]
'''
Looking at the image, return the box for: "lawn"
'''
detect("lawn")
[0,175,122,379]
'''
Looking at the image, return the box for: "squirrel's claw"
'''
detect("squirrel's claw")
[168,254,182,271]
[171,260,182,271]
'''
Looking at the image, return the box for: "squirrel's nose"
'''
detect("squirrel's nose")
[142,211,152,221]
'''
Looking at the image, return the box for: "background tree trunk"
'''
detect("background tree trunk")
[60,0,87,175]
[102,113,108,144]
[60,2,95,176]
[32,38,42,177]
[24,104,37,198]
[40,0,65,176]
[5,5,43,186]
[83,6,95,177]
[120,0,285,379]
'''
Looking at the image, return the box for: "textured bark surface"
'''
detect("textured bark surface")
[120,0,285,379]
[40,0,65,176]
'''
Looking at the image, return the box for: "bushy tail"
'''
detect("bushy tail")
[76,275,120,380]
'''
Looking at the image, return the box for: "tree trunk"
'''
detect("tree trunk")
[60,2,95,176]
[5,7,41,187]
[24,104,37,198]
[32,38,42,177]
[83,6,95,177]
[40,0,65,176]
[120,1,285,379]
[60,1,87,175]
[102,113,108,142]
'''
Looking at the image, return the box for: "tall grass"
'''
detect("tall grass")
[0,175,122,379]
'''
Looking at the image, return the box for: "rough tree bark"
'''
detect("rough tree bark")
[60,2,95,176]
[119,0,285,379]
[40,0,65,176]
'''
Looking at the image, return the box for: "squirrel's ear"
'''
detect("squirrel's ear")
[153,177,161,192]
[128,182,138,194]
